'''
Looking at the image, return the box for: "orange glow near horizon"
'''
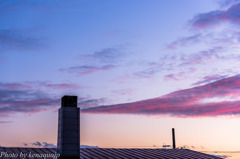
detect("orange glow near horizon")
[80,113,240,151]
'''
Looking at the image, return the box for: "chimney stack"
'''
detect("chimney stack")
[172,128,176,149]
[57,96,80,159]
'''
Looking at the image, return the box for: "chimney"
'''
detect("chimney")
[57,96,80,159]
[172,128,176,149]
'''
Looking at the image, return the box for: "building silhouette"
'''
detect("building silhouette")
[0,95,222,159]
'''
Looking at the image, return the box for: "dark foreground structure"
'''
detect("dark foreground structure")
[0,147,223,159]
[0,96,223,159]
[80,148,223,159]
[57,96,80,159]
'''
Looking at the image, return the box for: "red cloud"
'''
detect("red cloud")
[81,74,240,117]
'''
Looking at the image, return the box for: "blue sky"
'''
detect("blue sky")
[1,0,240,153]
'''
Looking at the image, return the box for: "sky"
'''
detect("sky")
[1,0,240,154]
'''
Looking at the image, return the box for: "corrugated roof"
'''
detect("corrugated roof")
[0,147,223,159]
[80,148,223,159]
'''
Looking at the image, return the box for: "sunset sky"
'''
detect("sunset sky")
[1,0,240,152]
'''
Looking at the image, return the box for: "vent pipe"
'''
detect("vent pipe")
[172,128,176,149]
[57,96,80,159]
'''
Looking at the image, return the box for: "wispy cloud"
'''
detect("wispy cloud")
[129,46,223,81]
[0,81,77,117]
[0,81,82,90]
[0,121,12,124]
[90,46,125,63]
[166,31,240,49]
[30,141,56,148]
[132,62,165,79]
[82,74,240,117]
[163,68,198,82]
[164,1,240,82]
[0,82,33,90]
[179,47,224,66]
[164,74,182,81]
[79,45,126,64]
[32,141,42,147]
[39,82,82,90]
[112,88,136,96]
[193,75,229,86]
[166,34,202,49]
[0,29,46,52]
[0,89,59,117]
[162,46,226,72]
[59,65,115,76]
[78,98,106,109]
[0,81,89,117]
[190,2,240,29]
[218,0,240,8]
[42,142,57,148]
[134,69,160,78]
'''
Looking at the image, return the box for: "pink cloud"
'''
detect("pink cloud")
[81,74,240,117]
[190,2,240,29]
[0,81,86,118]
[0,82,64,117]
[0,81,96,117]
[0,89,60,117]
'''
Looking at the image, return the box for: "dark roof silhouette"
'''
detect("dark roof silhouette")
[80,148,223,159]
[0,147,223,159]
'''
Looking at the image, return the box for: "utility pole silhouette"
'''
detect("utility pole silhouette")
[172,128,176,149]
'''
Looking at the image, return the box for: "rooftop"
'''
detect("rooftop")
[0,147,223,159]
